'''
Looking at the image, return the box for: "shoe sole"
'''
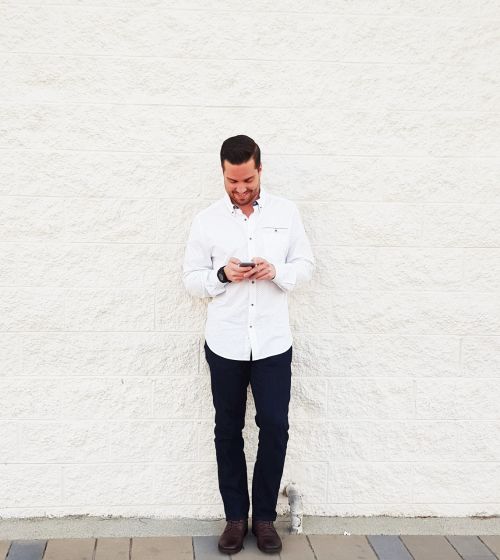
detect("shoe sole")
[218,527,248,554]
[252,529,282,554]
[252,530,283,554]
[255,541,282,554]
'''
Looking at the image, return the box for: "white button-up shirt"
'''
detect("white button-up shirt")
[182,186,315,360]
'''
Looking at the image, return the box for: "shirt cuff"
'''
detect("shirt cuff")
[271,263,295,291]
[271,263,281,284]
[209,268,228,294]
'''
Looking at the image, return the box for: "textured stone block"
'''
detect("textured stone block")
[327,462,413,503]
[308,535,377,560]
[152,462,219,505]
[64,288,155,331]
[44,539,95,560]
[131,536,192,560]
[416,378,500,420]
[0,465,62,506]
[446,535,497,560]
[0,197,65,242]
[60,377,154,420]
[0,333,22,375]
[367,535,413,560]
[108,420,198,462]
[5,541,46,560]
[327,378,414,420]
[62,464,154,505]
[95,538,130,560]
[0,289,65,331]
[18,420,108,463]
[413,463,500,503]
[401,535,462,560]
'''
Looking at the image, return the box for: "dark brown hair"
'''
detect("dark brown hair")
[220,135,261,170]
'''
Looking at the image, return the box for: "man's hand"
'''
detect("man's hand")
[242,257,276,281]
[224,257,255,282]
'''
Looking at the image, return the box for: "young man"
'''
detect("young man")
[182,135,315,554]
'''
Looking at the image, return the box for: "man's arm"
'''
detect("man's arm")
[271,204,315,293]
[182,214,227,298]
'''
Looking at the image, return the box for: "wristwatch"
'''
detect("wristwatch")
[217,265,231,283]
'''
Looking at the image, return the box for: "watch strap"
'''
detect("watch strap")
[217,266,231,283]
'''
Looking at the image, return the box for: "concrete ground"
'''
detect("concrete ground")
[1,516,500,559]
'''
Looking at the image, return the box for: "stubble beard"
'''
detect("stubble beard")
[231,180,260,208]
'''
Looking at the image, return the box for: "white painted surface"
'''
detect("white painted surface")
[0,1,499,519]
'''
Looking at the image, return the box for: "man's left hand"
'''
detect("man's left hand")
[242,257,276,281]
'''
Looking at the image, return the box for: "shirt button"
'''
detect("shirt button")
[249,325,253,328]
[252,280,255,284]
[249,237,252,240]
[251,303,254,306]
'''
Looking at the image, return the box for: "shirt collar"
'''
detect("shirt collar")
[224,186,267,215]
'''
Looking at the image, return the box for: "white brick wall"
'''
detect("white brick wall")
[0,1,499,519]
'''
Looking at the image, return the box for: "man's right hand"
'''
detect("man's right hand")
[224,257,254,282]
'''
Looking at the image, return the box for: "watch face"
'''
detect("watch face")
[217,269,224,282]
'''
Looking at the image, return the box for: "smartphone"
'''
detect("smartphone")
[238,262,256,268]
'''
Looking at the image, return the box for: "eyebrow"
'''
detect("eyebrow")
[227,175,254,181]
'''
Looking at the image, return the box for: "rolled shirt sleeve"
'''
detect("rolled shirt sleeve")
[182,214,227,298]
[271,204,315,292]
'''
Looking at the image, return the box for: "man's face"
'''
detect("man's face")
[222,158,262,208]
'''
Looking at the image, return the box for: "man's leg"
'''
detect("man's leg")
[249,345,293,521]
[204,341,251,521]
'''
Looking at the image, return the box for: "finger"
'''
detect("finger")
[246,265,264,278]
[236,266,253,275]
[253,269,272,280]
[243,267,259,278]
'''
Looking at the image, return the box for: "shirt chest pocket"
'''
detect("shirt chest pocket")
[260,225,289,262]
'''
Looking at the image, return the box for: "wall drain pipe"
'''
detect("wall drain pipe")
[284,482,303,534]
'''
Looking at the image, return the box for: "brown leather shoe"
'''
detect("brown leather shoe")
[218,518,248,554]
[251,519,282,554]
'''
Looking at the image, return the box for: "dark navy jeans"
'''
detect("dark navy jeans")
[204,341,293,522]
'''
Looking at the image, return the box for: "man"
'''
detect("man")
[182,135,314,555]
